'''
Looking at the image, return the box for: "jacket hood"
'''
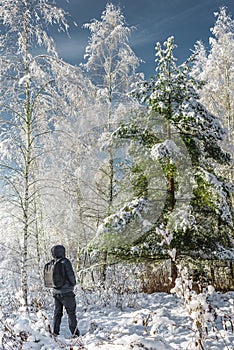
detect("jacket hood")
[51,245,66,259]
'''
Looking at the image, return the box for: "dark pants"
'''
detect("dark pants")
[53,292,79,336]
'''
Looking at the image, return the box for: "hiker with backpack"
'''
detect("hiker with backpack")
[44,244,80,337]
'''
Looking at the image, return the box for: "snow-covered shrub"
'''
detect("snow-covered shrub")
[0,300,86,349]
[78,263,142,311]
[155,225,234,349]
[171,265,214,349]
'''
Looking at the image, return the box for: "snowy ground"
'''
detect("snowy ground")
[1,290,234,349]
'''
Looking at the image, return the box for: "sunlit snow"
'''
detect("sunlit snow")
[1,290,234,349]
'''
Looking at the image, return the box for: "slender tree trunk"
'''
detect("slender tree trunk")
[101,76,114,285]
[167,105,176,212]
[22,96,31,309]
[108,154,114,212]
[33,182,44,272]
[21,1,31,308]
[224,67,234,206]
[167,64,177,282]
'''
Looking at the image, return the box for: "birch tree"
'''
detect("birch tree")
[78,3,142,281]
[42,70,97,268]
[82,2,142,215]
[191,7,234,193]
[0,0,70,307]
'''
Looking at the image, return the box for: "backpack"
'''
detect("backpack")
[44,258,66,288]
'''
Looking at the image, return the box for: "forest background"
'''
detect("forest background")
[0,0,234,335]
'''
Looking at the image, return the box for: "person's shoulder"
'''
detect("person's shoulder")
[61,257,72,265]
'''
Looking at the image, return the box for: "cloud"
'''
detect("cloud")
[53,33,88,64]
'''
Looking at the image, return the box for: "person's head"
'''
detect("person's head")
[51,245,66,259]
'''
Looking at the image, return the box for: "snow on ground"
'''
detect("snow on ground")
[1,291,234,349]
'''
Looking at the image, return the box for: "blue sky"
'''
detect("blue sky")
[55,0,234,78]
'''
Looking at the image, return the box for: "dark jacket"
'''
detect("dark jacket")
[51,245,76,295]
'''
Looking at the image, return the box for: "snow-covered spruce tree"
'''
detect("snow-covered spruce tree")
[96,37,233,263]
[79,3,142,281]
[138,36,233,257]
[0,0,71,307]
[191,7,234,202]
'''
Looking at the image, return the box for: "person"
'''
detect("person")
[51,244,80,337]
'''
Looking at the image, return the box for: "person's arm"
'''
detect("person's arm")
[64,259,76,286]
